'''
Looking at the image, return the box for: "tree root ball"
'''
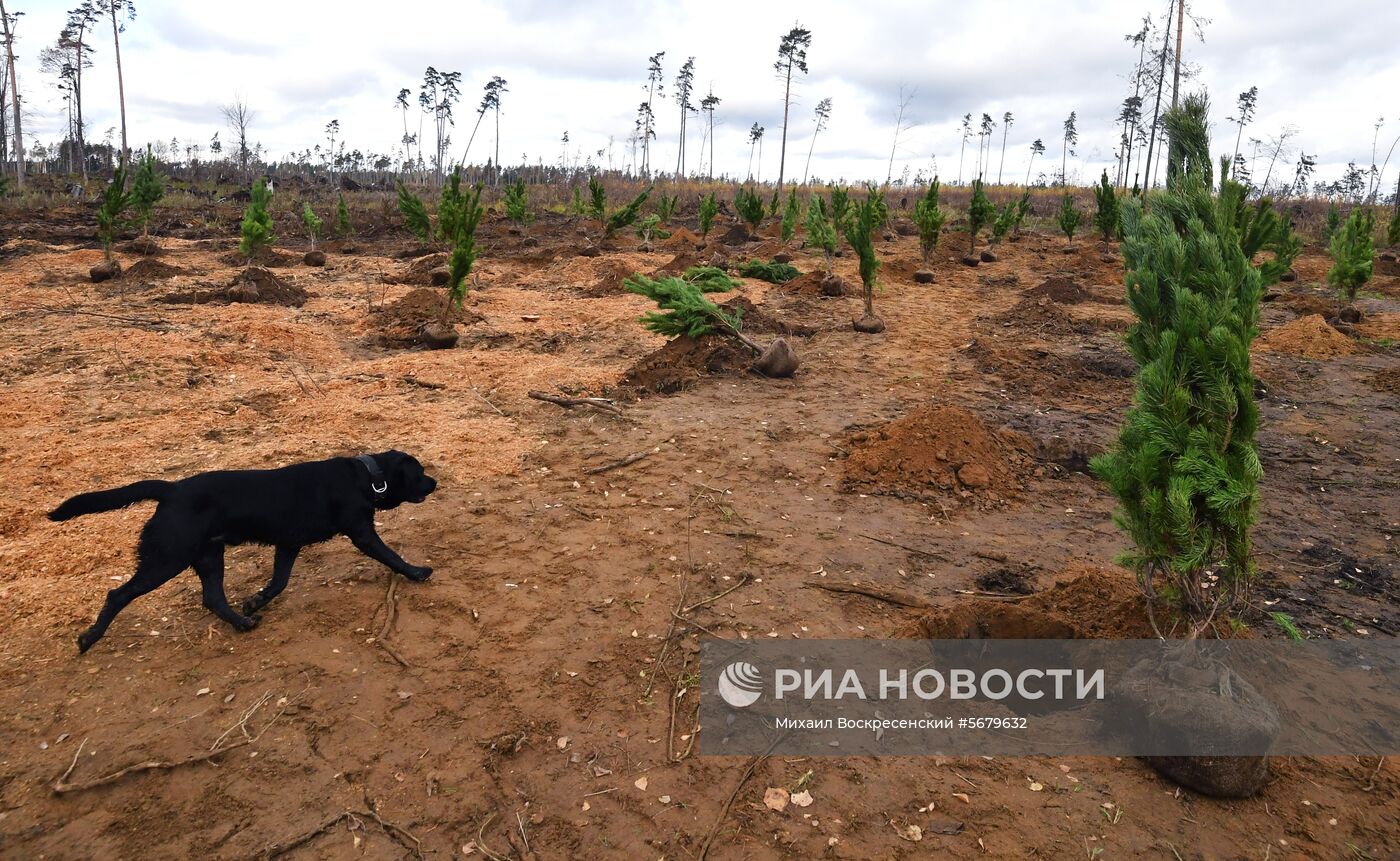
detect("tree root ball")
[820,274,847,296]
[752,337,799,377]
[579,245,601,258]
[89,259,122,282]
[980,249,999,263]
[960,255,980,267]
[773,252,794,264]
[429,268,450,287]
[303,250,327,267]
[913,269,935,284]
[419,322,460,350]
[852,313,886,334]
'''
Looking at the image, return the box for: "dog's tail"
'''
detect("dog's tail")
[48,480,175,522]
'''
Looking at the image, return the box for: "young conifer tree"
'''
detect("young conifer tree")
[781,187,800,243]
[438,168,485,311]
[913,177,946,263]
[588,175,607,226]
[130,146,164,240]
[966,177,994,256]
[336,192,352,237]
[96,161,131,263]
[698,191,718,241]
[1091,100,1296,631]
[735,186,765,235]
[239,178,276,261]
[845,186,884,333]
[1388,206,1400,247]
[301,202,323,250]
[1327,208,1374,304]
[1093,169,1120,240]
[1057,191,1082,242]
[804,194,837,274]
[397,182,431,242]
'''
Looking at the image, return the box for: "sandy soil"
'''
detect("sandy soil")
[0,209,1397,860]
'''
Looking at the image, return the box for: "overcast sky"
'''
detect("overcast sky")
[7,0,1399,190]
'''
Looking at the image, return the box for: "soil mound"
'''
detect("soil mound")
[581,260,636,297]
[903,565,1155,640]
[386,253,449,285]
[218,247,298,268]
[654,251,702,277]
[1254,314,1356,358]
[842,406,1035,506]
[991,295,1096,336]
[125,258,186,281]
[661,226,700,248]
[618,333,752,394]
[372,288,479,347]
[156,267,308,307]
[229,267,309,306]
[118,237,162,256]
[1276,291,1340,319]
[1024,275,1088,304]
[616,297,798,394]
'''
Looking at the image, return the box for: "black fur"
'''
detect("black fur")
[48,451,438,653]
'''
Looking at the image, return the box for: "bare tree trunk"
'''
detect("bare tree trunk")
[74,36,87,181]
[997,124,1008,184]
[777,64,791,188]
[803,124,819,185]
[1171,0,1185,110]
[494,106,501,186]
[0,0,21,188]
[1142,0,1173,191]
[109,4,128,160]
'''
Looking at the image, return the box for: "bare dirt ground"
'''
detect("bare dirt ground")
[1,206,1397,860]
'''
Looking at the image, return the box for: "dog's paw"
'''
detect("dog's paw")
[76,630,97,654]
[404,565,433,582]
[239,597,264,616]
[232,614,261,632]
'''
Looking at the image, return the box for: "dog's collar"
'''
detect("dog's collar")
[355,454,388,498]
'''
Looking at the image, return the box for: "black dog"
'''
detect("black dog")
[48,451,438,653]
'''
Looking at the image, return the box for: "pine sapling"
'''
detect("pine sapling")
[1324,201,1340,241]
[805,195,838,274]
[605,186,652,238]
[655,192,678,223]
[397,182,431,242]
[1389,206,1400,247]
[1056,191,1081,243]
[570,186,586,217]
[301,202,323,250]
[442,172,485,312]
[1013,189,1031,236]
[966,177,994,257]
[588,176,607,226]
[990,202,1016,246]
[698,191,718,241]
[503,178,532,226]
[239,178,276,262]
[1328,208,1374,304]
[96,161,131,264]
[738,259,799,283]
[845,187,884,333]
[1091,172,1265,630]
[781,187,800,244]
[637,214,671,244]
[829,186,850,229]
[1093,169,1120,240]
[735,186,765,236]
[625,271,799,376]
[336,192,352,238]
[913,178,946,264]
[130,146,164,241]
[767,188,781,218]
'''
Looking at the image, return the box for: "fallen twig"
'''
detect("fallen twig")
[804,581,932,609]
[858,532,949,560]
[256,805,426,860]
[682,574,753,615]
[699,751,770,861]
[584,449,655,475]
[374,572,411,667]
[527,390,622,417]
[53,692,283,794]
